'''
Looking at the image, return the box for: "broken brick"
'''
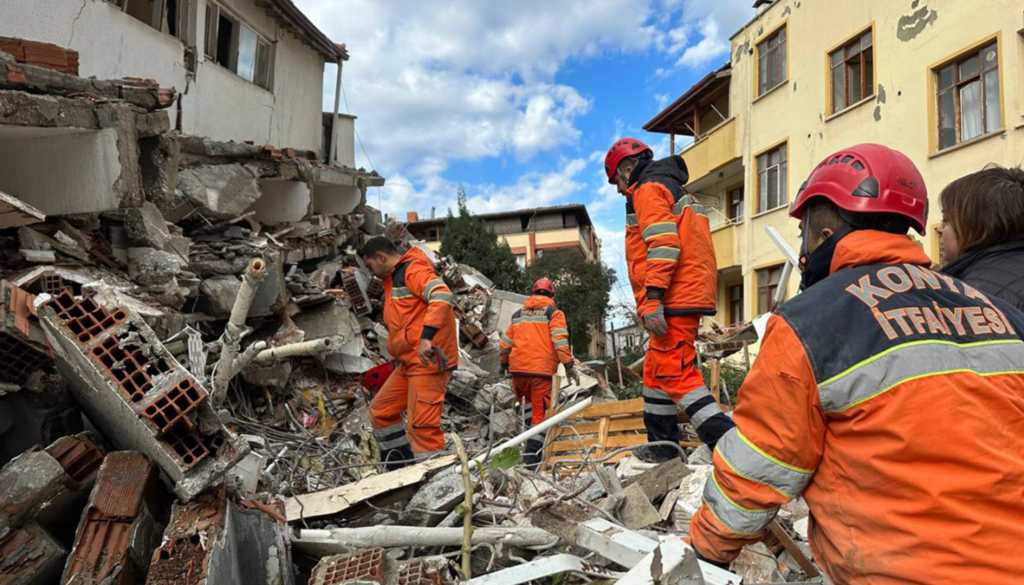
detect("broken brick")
[312,548,394,585]
[45,434,105,488]
[49,290,128,346]
[0,523,67,585]
[62,452,163,585]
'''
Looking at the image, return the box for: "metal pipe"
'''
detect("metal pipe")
[297,526,557,549]
[213,258,267,400]
[470,398,593,470]
[329,60,343,165]
[254,337,334,363]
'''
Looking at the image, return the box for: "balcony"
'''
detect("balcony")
[711,222,739,270]
[679,117,739,183]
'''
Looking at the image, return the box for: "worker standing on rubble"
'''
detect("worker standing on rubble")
[689,144,1024,583]
[498,278,579,467]
[360,237,458,470]
[605,138,733,460]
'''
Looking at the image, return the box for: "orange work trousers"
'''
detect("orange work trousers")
[512,375,553,427]
[643,315,733,453]
[369,367,451,455]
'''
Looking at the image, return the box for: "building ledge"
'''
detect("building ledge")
[751,205,789,221]
[825,95,875,123]
[928,129,1006,159]
[752,79,789,105]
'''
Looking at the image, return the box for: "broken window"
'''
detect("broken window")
[936,42,1000,150]
[757,26,787,97]
[107,0,192,44]
[727,186,744,222]
[757,143,787,214]
[830,29,874,113]
[203,2,273,90]
[729,284,743,325]
[757,265,785,314]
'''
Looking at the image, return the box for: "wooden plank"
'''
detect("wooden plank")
[596,416,611,458]
[549,437,602,454]
[768,521,820,578]
[284,454,456,522]
[0,190,45,228]
[569,398,644,420]
[710,360,721,404]
[550,416,647,437]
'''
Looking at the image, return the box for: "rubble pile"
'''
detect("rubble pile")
[0,37,821,585]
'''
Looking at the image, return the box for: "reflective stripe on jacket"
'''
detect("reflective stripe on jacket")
[690,231,1024,584]
[624,156,717,316]
[499,295,572,376]
[383,247,458,375]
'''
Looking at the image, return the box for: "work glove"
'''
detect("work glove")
[642,303,669,336]
[565,364,580,387]
[418,339,449,372]
[500,362,510,377]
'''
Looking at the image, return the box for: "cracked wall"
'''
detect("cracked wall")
[0,0,326,153]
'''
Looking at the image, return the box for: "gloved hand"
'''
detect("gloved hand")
[500,362,510,377]
[565,365,580,386]
[642,302,668,336]
[418,339,449,371]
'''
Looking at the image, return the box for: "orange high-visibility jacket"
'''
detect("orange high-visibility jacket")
[499,295,572,376]
[690,231,1024,584]
[382,247,458,376]
[624,156,717,317]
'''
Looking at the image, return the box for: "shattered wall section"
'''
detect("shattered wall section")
[147,489,295,585]
[61,451,164,585]
[0,522,67,585]
[39,290,249,501]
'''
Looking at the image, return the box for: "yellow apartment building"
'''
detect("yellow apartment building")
[645,0,1024,326]
[404,204,602,266]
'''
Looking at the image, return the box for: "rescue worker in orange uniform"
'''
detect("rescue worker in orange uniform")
[605,138,733,460]
[360,237,458,470]
[498,278,579,466]
[689,144,1024,583]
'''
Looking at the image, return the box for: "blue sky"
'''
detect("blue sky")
[293,0,755,310]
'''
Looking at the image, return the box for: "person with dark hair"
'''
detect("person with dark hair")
[359,236,457,470]
[688,144,1024,583]
[937,165,1024,311]
[498,278,577,467]
[603,138,732,463]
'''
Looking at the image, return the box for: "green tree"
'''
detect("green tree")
[524,253,616,357]
[440,186,524,291]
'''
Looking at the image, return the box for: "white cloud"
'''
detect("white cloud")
[662,0,754,70]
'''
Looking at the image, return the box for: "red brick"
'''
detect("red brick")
[45,435,105,487]
[48,291,128,346]
[313,548,393,585]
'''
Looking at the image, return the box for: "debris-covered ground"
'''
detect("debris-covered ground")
[0,42,822,585]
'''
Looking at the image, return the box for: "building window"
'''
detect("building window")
[936,42,1000,150]
[757,26,787,97]
[109,0,191,42]
[756,143,787,214]
[515,254,527,268]
[830,29,873,113]
[204,2,273,90]
[727,186,744,222]
[757,265,785,314]
[728,284,743,324]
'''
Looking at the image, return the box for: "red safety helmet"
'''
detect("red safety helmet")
[532,278,555,296]
[790,143,928,234]
[361,361,396,396]
[604,138,653,184]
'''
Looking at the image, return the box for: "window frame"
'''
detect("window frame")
[757,265,786,314]
[756,23,788,98]
[755,141,788,215]
[728,284,743,325]
[932,37,1002,152]
[727,185,745,222]
[203,1,274,91]
[828,26,875,115]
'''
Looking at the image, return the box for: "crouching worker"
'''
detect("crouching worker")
[361,237,458,470]
[499,278,579,467]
